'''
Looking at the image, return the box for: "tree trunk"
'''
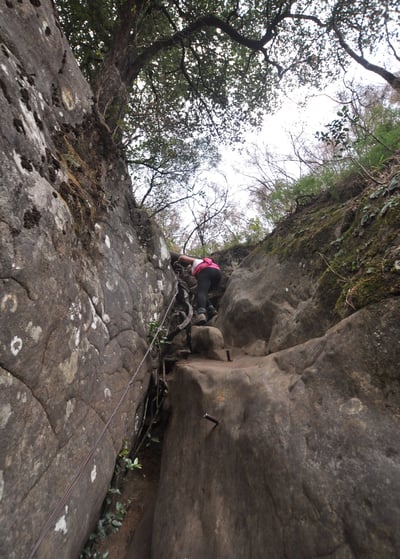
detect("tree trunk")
[92,0,138,130]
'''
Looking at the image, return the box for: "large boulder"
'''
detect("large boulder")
[150,298,400,559]
[218,250,324,353]
[0,3,175,558]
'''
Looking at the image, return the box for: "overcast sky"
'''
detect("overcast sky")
[211,60,393,215]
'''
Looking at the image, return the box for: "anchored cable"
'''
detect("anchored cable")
[27,286,178,559]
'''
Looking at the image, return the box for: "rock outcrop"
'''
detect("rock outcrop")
[151,297,400,559]
[145,168,400,558]
[0,4,175,558]
[218,174,400,354]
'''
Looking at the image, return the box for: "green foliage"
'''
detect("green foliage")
[79,487,125,559]
[79,493,129,557]
[118,443,143,471]
[186,215,269,253]
[251,86,400,226]
[54,0,116,81]
[315,99,400,172]
[254,175,327,225]
[243,217,269,245]
[357,112,400,170]
[120,455,142,471]
[147,320,170,350]
[55,0,399,218]
[80,549,109,559]
[315,105,354,152]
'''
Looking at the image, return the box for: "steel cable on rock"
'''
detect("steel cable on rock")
[27,286,178,559]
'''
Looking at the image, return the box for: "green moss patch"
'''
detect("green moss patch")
[260,157,400,319]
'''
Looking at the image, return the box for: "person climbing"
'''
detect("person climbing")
[177,254,221,325]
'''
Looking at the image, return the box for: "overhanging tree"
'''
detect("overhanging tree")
[56,0,400,128]
[55,0,399,220]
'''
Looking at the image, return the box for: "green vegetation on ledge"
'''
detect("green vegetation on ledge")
[259,157,400,320]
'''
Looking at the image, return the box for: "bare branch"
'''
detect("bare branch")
[331,22,400,91]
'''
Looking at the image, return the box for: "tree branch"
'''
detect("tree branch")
[126,10,291,85]
[332,23,400,91]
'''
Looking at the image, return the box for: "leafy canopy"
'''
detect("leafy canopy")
[54,0,399,245]
[55,0,399,146]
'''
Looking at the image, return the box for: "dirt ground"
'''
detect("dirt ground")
[93,442,162,559]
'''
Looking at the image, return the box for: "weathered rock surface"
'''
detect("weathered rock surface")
[191,325,225,360]
[0,4,175,559]
[219,250,326,353]
[218,173,400,353]
[151,298,400,559]
[2,3,400,559]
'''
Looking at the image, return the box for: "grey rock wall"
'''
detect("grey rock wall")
[218,251,325,353]
[0,3,175,558]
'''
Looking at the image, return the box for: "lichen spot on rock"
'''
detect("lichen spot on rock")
[40,19,51,37]
[159,237,169,261]
[61,87,75,111]
[0,404,12,429]
[65,400,74,422]
[16,392,27,404]
[54,506,68,534]
[106,279,117,292]
[69,302,82,321]
[73,327,80,347]
[60,351,79,384]
[0,471,4,502]
[105,234,111,248]
[13,149,30,175]
[340,397,363,415]
[0,63,9,77]
[104,388,111,399]
[89,300,101,330]
[1,293,18,313]
[0,373,13,388]
[90,464,97,483]
[26,321,42,342]
[10,336,22,356]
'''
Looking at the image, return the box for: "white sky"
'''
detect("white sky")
[211,62,393,213]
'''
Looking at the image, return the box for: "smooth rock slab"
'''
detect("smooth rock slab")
[150,298,400,559]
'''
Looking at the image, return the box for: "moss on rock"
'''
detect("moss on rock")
[257,155,400,320]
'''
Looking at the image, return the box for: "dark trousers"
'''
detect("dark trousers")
[196,267,221,311]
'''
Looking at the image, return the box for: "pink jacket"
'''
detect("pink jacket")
[192,257,220,276]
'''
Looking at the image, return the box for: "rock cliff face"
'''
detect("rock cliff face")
[148,170,400,558]
[0,4,175,559]
[2,4,400,559]
[219,174,400,354]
